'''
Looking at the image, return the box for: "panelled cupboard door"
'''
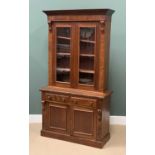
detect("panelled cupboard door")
[52,23,75,88]
[71,106,96,139]
[45,101,70,135]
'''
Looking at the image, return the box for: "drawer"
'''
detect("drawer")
[45,93,69,103]
[70,97,96,108]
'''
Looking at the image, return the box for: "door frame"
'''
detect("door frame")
[75,22,99,90]
[52,22,75,88]
[46,101,70,135]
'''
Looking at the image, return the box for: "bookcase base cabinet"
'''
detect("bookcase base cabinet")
[40,89,111,148]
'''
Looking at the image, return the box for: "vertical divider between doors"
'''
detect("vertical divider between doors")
[70,105,74,136]
[76,23,80,88]
[67,104,71,135]
[95,23,100,90]
[71,23,79,88]
[70,23,74,87]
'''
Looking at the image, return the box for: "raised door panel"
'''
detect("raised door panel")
[46,102,70,134]
[71,106,96,139]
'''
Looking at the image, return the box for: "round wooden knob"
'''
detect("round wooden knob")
[62,98,65,102]
[73,100,77,104]
[47,96,51,100]
[52,95,56,100]
[57,96,60,101]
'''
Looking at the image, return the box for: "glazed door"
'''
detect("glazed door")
[44,101,70,134]
[76,23,99,90]
[51,22,99,90]
[71,106,96,139]
[52,23,75,88]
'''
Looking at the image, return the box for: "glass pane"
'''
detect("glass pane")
[79,27,95,85]
[80,28,95,41]
[80,57,94,70]
[80,42,94,54]
[79,73,94,85]
[57,27,70,38]
[56,27,71,82]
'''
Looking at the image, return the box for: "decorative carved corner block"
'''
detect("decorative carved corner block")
[41,100,45,111]
[48,20,53,31]
[100,20,105,32]
[41,100,45,104]
[97,109,102,121]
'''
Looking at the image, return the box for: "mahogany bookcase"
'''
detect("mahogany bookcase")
[40,9,114,148]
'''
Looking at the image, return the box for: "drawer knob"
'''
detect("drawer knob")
[89,102,94,107]
[47,96,51,100]
[55,96,59,101]
[72,100,77,104]
[62,98,65,102]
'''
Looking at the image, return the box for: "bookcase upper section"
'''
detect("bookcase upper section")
[43,9,114,92]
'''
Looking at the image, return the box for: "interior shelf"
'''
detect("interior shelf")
[80,40,96,44]
[57,68,70,72]
[57,53,70,56]
[79,69,94,74]
[57,43,70,53]
[80,54,94,57]
[79,80,93,85]
[57,36,71,40]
